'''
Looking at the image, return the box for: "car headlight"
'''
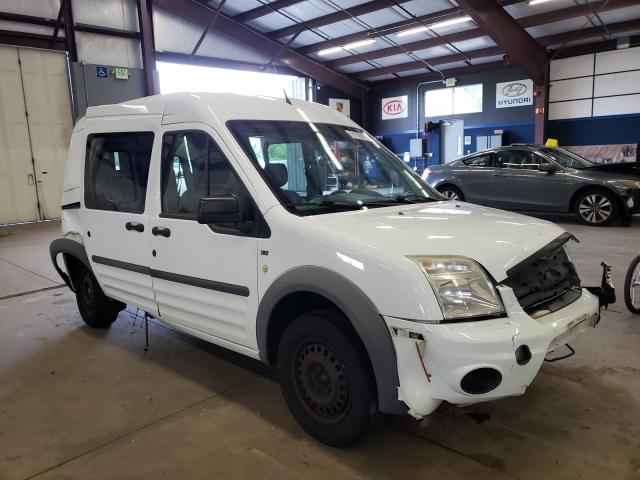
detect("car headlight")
[408,256,505,321]
[608,179,640,189]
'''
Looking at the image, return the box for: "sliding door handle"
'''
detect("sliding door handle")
[152,226,171,238]
[125,221,145,232]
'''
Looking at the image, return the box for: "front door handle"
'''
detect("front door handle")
[493,173,507,177]
[152,226,171,238]
[125,221,144,232]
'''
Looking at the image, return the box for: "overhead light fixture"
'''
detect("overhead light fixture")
[430,15,472,29]
[343,39,376,49]
[317,39,376,55]
[396,26,430,37]
[528,0,553,4]
[396,16,472,37]
[317,46,343,56]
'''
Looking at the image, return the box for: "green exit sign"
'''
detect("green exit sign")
[445,77,457,87]
[114,67,129,80]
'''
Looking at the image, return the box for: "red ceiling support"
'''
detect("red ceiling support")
[153,0,367,99]
[455,0,549,83]
[62,0,77,62]
[266,0,413,40]
[355,46,503,79]
[233,0,304,23]
[137,0,157,96]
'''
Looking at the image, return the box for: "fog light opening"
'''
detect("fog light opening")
[515,345,532,365]
[460,368,502,395]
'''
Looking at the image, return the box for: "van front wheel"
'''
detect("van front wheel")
[277,311,381,446]
[73,266,123,328]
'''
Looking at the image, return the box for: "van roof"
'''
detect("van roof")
[84,92,356,128]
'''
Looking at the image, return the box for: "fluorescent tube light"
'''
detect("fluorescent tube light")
[396,26,430,37]
[317,46,343,56]
[529,0,553,4]
[396,16,472,37]
[343,39,376,49]
[429,16,472,29]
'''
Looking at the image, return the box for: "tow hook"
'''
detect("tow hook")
[586,261,616,312]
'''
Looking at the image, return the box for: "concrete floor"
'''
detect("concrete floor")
[1,217,639,480]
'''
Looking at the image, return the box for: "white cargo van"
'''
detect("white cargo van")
[50,93,612,446]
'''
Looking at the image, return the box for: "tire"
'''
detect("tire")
[277,310,382,446]
[624,255,640,314]
[574,189,620,226]
[437,185,464,201]
[73,265,123,328]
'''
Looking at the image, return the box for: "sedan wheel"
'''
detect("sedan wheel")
[576,191,618,226]
[438,186,464,201]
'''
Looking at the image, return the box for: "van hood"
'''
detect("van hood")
[307,201,565,282]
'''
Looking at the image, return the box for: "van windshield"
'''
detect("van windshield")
[228,120,441,215]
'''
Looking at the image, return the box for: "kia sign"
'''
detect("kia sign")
[496,79,533,108]
[381,95,408,120]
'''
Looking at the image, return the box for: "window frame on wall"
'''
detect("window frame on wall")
[424,83,483,117]
[84,131,155,214]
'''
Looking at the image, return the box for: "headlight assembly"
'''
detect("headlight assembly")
[408,256,505,321]
[608,179,640,189]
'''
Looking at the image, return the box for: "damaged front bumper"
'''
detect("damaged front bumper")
[385,285,600,419]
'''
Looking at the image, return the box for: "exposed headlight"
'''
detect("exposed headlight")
[608,179,640,189]
[408,256,505,321]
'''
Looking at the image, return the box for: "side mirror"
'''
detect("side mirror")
[538,163,556,173]
[197,195,242,224]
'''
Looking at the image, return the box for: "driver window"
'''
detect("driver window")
[161,131,243,217]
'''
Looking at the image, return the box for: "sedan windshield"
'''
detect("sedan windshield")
[540,147,594,170]
[229,120,441,215]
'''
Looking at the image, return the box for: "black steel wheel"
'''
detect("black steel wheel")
[74,266,123,328]
[624,255,640,314]
[277,310,381,446]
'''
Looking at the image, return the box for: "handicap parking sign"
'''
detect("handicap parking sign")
[96,66,108,79]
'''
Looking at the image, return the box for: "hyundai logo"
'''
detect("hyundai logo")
[502,82,527,97]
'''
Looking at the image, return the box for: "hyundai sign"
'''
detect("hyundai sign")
[496,79,533,108]
[381,95,408,120]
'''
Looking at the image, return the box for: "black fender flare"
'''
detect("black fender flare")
[49,238,91,292]
[256,266,406,415]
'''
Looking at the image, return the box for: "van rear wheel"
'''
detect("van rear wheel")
[73,266,123,328]
[277,310,381,446]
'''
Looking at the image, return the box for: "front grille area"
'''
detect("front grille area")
[504,246,581,316]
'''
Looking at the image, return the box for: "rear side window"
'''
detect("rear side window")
[84,132,154,213]
[462,154,492,167]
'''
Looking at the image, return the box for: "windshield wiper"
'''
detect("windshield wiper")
[290,199,365,210]
[364,193,437,205]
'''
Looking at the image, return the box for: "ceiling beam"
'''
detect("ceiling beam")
[356,46,502,79]
[0,28,66,51]
[370,60,508,85]
[74,23,140,39]
[539,18,640,46]
[297,7,462,55]
[456,0,548,83]
[266,0,413,39]
[233,0,304,23]
[153,0,367,99]
[518,0,639,28]
[328,28,484,68]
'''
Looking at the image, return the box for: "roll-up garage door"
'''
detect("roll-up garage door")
[0,46,73,224]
